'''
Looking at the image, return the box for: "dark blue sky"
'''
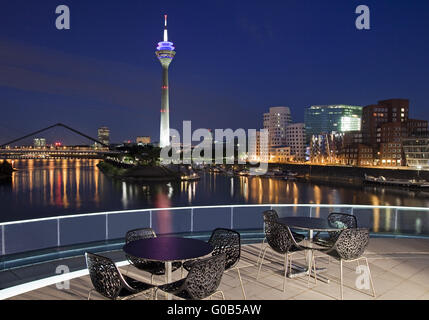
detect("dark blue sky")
[1,0,429,144]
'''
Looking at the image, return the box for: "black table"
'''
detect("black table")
[278,217,342,232]
[278,216,344,283]
[123,237,213,299]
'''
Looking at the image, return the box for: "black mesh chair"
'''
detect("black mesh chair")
[256,220,308,292]
[256,210,279,265]
[125,228,182,284]
[257,210,304,265]
[315,212,358,247]
[182,228,246,299]
[155,253,226,300]
[85,252,155,300]
[318,228,376,300]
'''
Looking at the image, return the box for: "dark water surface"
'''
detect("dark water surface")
[1,159,429,223]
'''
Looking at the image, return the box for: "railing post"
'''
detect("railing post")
[394,208,398,232]
[190,208,194,232]
[149,210,152,228]
[1,225,5,256]
[57,218,60,247]
[351,207,354,215]
[105,214,109,240]
[309,206,312,218]
[230,207,234,229]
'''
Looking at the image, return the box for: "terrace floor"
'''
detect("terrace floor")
[8,238,429,300]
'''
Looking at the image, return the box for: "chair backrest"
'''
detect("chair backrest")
[263,209,279,222]
[328,213,358,229]
[208,228,240,270]
[185,253,226,300]
[85,252,123,299]
[333,228,369,260]
[265,220,294,254]
[263,209,279,236]
[125,228,156,244]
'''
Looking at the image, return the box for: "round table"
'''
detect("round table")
[278,216,344,282]
[123,237,213,300]
[278,217,342,232]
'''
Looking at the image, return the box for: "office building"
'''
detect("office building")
[361,99,409,147]
[33,138,46,148]
[269,145,291,163]
[263,106,292,147]
[403,137,429,169]
[339,144,374,166]
[310,132,343,164]
[285,123,306,161]
[97,127,110,146]
[136,136,151,145]
[248,131,269,163]
[304,105,362,142]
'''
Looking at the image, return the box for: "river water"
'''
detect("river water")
[1,159,429,223]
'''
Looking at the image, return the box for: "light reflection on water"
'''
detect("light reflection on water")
[1,160,429,236]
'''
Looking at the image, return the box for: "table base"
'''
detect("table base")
[287,263,330,283]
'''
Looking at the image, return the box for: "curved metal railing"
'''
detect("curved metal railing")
[1,203,429,257]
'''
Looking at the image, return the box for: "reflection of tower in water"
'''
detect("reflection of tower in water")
[154,184,173,235]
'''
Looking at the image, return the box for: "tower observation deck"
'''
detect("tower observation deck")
[156,15,176,148]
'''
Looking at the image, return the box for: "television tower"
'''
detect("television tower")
[156,14,176,148]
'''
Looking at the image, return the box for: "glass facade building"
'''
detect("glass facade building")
[403,138,429,169]
[304,105,362,142]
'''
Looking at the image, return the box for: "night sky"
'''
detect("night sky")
[0,0,428,145]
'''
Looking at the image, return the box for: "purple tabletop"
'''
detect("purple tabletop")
[123,237,213,262]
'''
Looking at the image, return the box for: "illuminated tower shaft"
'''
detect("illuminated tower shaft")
[156,15,176,148]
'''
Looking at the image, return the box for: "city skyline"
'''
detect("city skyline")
[0,0,429,144]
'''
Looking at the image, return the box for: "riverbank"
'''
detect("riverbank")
[96,161,181,182]
[272,163,429,185]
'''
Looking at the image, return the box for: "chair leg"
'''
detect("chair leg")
[340,260,344,300]
[312,252,317,285]
[207,291,225,300]
[237,268,247,300]
[125,264,131,277]
[283,254,289,292]
[364,257,376,298]
[219,291,225,300]
[256,238,266,265]
[307,253,312,288]
[87,289,95,300]
[256,247,269,280]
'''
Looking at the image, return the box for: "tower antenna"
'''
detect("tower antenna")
[163,14,168,41]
